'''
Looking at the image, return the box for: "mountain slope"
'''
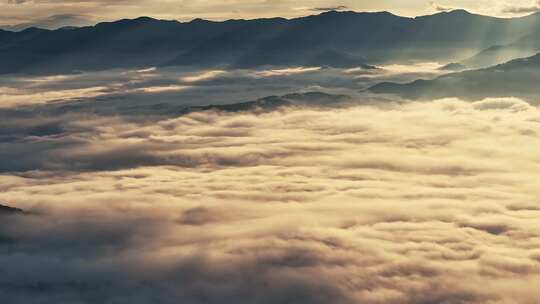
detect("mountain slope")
[459,44,538,69]
[2,10,540,74]
[449,29,540,70]
[369,53,540,100]
[443,11,540,70]
[0,204,24,215]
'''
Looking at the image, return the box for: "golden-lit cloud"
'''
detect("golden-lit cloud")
[345,62,445,80]
[1,97,540,303]
[254,67,323,77]
[0,85,109,107]
[180,70,228,83]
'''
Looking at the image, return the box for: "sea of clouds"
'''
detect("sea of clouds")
[1,94,540,303]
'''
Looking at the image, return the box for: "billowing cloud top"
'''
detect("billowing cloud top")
[1,95,540,303]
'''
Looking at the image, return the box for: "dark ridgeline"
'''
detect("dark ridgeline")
[0,204,24,215]
[0,91,350,118]
[3,10,540,75]
[186,92,351,113]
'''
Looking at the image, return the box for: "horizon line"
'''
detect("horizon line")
[2,8,540,32]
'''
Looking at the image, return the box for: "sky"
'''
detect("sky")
[2,0,540,27]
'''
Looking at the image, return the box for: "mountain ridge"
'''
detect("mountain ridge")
[0,9,519,33]
[2,10,540,75]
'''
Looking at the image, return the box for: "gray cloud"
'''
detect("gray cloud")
[429,1,454,12]
[309,5,348,12]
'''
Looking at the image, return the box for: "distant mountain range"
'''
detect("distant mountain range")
[0,14,94,32]
[3,10,540,75]
[444,29,540,70]
[369,52,540,100]
[18,92,351,117]
[180,92,351,113]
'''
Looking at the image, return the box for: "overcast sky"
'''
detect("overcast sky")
[2,0,540,27]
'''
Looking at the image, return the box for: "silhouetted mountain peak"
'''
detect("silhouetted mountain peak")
[119,16,166,25]
[134,16,157,22]
[189,18,213,24]
[417,8,485,20]
[446,9,472,15]
[313,10,402,21]
[95,16,176,28]
[364,11,400,17]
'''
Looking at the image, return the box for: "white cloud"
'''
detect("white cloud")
[1,97,540,303]
[254,67,322,77]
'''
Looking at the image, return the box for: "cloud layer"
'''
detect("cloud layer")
[503,0,540,13]
[1,97,540,303]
